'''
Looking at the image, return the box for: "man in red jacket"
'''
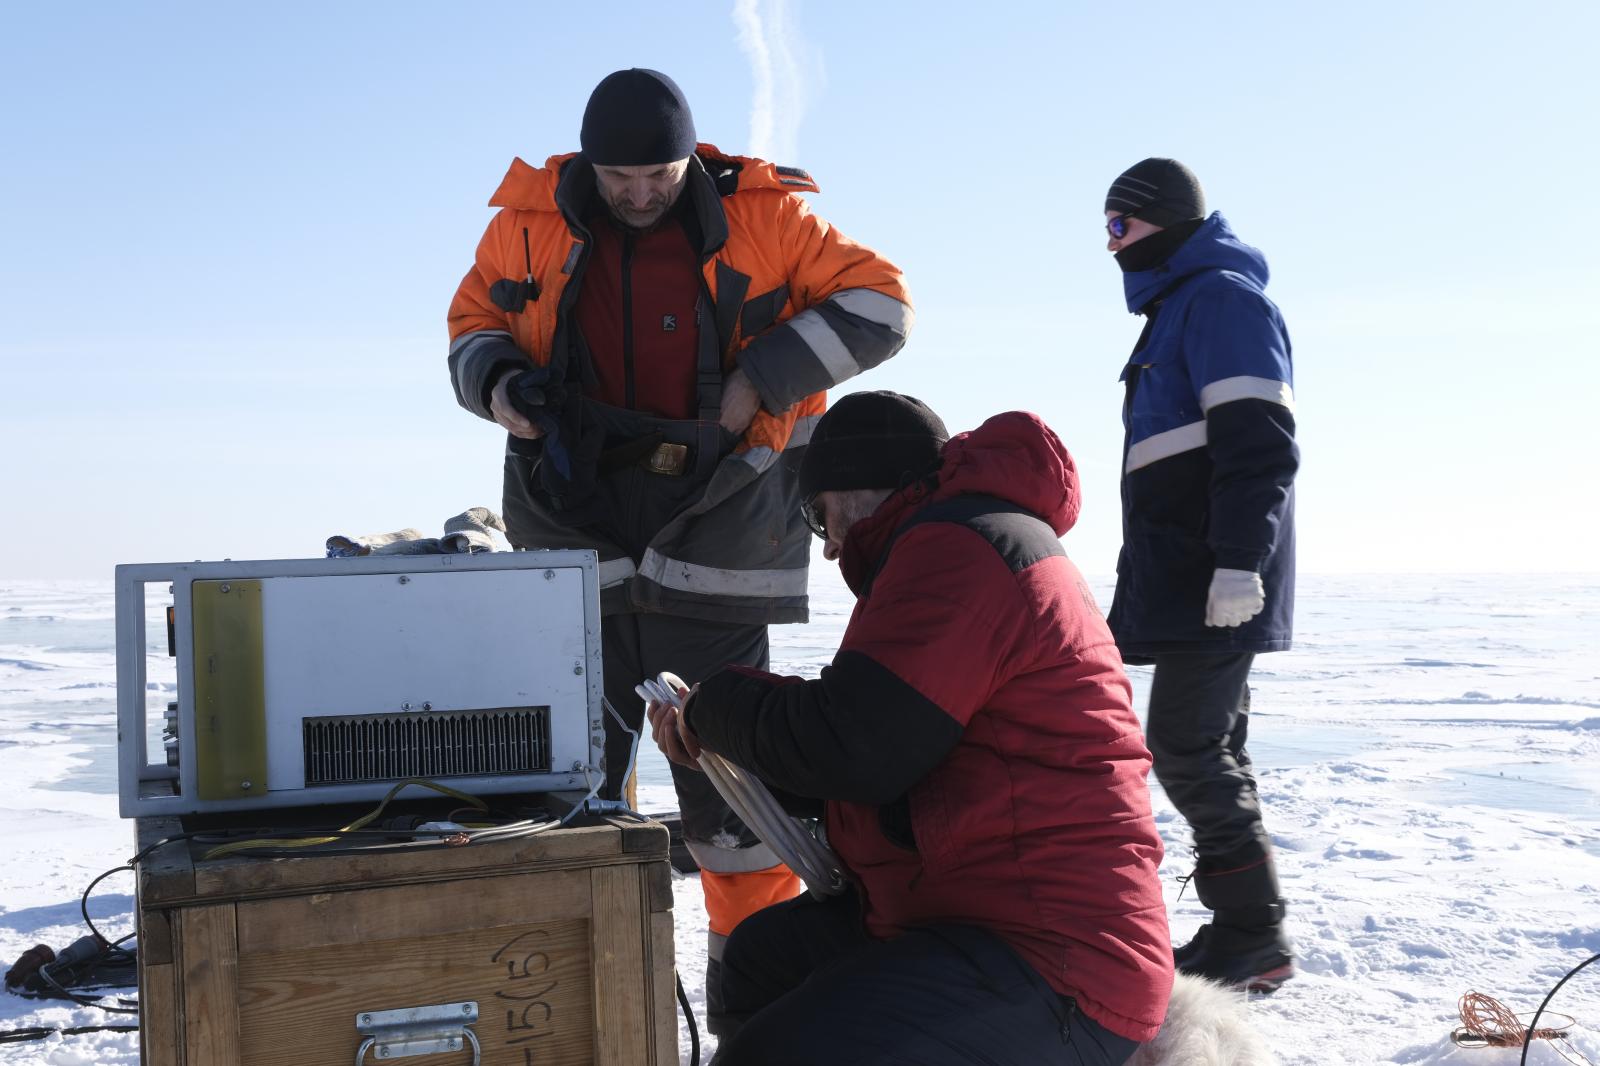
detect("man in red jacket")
[651,392,1172,1064]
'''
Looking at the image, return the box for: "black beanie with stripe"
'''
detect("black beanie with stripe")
[1105,158,1206,227]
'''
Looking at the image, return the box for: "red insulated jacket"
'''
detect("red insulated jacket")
[687,412,1174,1042]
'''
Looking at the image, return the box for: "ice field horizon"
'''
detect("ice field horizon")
[1,570,1597,1064]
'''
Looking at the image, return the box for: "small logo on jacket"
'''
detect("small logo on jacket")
[662,314,677,332]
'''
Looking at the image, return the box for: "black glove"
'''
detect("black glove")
[503,368,605,518]
[540,400,606,517]
[505,367,568,424]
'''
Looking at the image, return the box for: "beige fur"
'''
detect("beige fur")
[1127,973,1277,1066]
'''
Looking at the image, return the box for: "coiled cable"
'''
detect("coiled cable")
[636,672,846,898]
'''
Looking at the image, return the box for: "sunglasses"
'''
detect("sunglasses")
[800,496,828,540]
[1105,208,1146,240]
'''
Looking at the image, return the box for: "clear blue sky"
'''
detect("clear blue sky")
[3,1,1595,579]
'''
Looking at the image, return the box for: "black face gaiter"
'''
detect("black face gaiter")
[1115,216,1206,273]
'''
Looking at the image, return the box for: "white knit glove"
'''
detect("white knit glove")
[1205,568,1265,627]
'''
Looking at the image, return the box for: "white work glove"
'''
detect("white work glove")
[1205,568,1265,628]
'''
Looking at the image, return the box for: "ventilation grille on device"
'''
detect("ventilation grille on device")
[302,708,552,786]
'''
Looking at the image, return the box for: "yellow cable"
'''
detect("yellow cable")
[200,779,490,860]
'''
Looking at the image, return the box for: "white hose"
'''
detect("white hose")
[636,672,846,898]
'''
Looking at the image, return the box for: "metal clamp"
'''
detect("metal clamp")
[354,1002,481,1065]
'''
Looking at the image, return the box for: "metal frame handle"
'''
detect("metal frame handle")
[354,1002,481,1065]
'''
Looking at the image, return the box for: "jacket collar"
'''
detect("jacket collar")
[837,478,936,597]
[1120,211,1270,313]
[484,142,815,251]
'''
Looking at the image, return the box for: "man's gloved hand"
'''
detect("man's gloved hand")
[504,367,568,424]
[492,366,588,483]
[490,368,546,440]
[642,673,702,771]
[1205,568,1266,628]
[718,366,762,435]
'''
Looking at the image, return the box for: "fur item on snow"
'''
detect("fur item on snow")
[1127,972,1276,1066]
[440,507,510,555]
[325,528,438,557]
[325,508,510,558]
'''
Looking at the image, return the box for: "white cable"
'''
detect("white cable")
[636,673,846,898]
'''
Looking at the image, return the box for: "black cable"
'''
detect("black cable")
[12,984,139,1014]
[7,861,145,1018]
[675,970,700,1066]
[80,863,134,950]
[1521,950,1600,1066]
[0,1024,139,1044]
[127,831,200,868]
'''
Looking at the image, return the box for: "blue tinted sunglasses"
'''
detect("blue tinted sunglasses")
[1106,208,1147,240]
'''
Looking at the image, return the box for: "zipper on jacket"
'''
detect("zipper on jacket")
[621,232,636,409]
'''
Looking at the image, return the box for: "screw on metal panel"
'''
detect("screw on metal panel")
[219,584,231,593]
[379,1050,389,1059]
[398,575,410,584]
[571,760,584,772]
[422,702,432,711]
[361,1015,371,1025]
[543,569,555,579]
[240,781,252,790]
[402,702,412,711]
[462,1004,472,1015]
[450,1038,460,1049]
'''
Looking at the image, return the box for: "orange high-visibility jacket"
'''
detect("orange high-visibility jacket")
[447,145,912,623]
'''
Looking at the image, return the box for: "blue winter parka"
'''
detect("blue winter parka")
[1107,212,1298,659]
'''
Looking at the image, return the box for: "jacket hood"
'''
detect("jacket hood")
[839,412,1080,594]
[487,142,818,210]
[1122,212,1269,313]
[932,411,1081,534]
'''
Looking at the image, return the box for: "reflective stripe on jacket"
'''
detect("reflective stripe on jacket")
[447,145,912,621]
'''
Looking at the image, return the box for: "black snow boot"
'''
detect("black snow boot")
[1172,924,1207,969]
[1175,904,1294,993]
[1176,844,1294,993]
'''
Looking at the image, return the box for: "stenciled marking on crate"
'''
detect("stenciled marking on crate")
[491,927,559,1057]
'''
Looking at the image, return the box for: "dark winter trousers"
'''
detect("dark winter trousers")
[1145,652,1281,910]
[600,611,768,853]
[712,891,1141,1066]
[601,612,785,1033]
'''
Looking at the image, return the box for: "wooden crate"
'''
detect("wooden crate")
[134,810,676,1065]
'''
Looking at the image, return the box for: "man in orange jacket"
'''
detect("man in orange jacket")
[447,68,912,1030]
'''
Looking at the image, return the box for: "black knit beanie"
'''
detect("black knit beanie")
[1105,158,1206,227]
[580,69,697,166]
[797,391,950,501]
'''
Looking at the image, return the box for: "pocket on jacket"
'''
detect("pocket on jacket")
[908,777,956,871]
[878,795,918,852]
[739,284,790,340]
[1121,519,1215,642]
[908,755,1010,876]
[1129,517,1215,579]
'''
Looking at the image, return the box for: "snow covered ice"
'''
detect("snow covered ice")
[1,572,1597,1064]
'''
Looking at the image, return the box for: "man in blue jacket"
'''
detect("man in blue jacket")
[1103,158,1299,992]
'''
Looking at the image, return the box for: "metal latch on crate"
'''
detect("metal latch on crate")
[354,1002,481,1065]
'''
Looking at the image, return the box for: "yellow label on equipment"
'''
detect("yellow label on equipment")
[191,580,269,802]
